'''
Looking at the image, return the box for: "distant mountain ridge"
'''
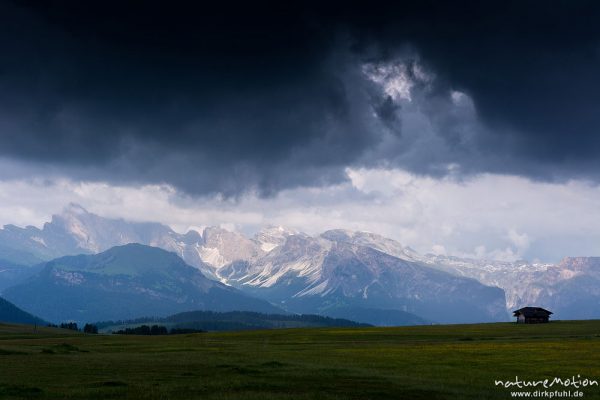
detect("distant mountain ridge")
[218,234,506,324]
[1,204,599,323]
[0,206,506,324]
[0,204,266,280]
[413,254,600,319]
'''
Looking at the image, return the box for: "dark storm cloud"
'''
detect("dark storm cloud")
[357,1,600,181]
[1,1,600,195]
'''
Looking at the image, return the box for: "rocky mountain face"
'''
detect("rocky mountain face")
[0,204,221,280]
[199,227,264,273]
[2,244,281,323]
[1,204,598,323]
[216,232,507,324]
[308,231,600,320]
[202,229,600,322]
[413,255,558,310]
[0,204,175,263]
[534,257,600,319]
[413,255,600,319]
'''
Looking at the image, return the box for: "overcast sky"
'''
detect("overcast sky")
[1,1,600,262]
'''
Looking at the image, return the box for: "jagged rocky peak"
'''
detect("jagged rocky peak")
[43,203,100,252]
[49,203,109,234]
[49,203,86,225]
[181,229,202,242]
[321,229,396,245]
[47,203,133,253]
[35,203,181,257]
[200,226,262,268]
[320,229,413,261]
[320,229,356,242]
[253,225,299,252]
[272,231,326,257]
[49,203,92,228]
[558,256,600,271]
[203,226,244,246]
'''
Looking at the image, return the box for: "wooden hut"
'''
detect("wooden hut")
[513,307,552,324]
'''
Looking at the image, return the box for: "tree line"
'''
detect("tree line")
[45,322,203,335]
[47,322,99,334]
[113,325,205,335]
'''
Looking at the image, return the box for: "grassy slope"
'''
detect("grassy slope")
[1,320,600,399]
[49,244,185,277]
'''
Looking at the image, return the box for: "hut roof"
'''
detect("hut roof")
[513,307,553,317]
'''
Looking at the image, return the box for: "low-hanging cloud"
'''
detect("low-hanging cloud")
[1,1,600,196]
[2,168,600,263]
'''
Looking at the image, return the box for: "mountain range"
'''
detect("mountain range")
[1,204,598,324]
[416,254,600,320]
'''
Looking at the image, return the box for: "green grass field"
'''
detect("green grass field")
[1,320,600,399]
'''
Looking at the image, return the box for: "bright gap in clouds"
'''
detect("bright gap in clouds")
[1,168,599,263]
